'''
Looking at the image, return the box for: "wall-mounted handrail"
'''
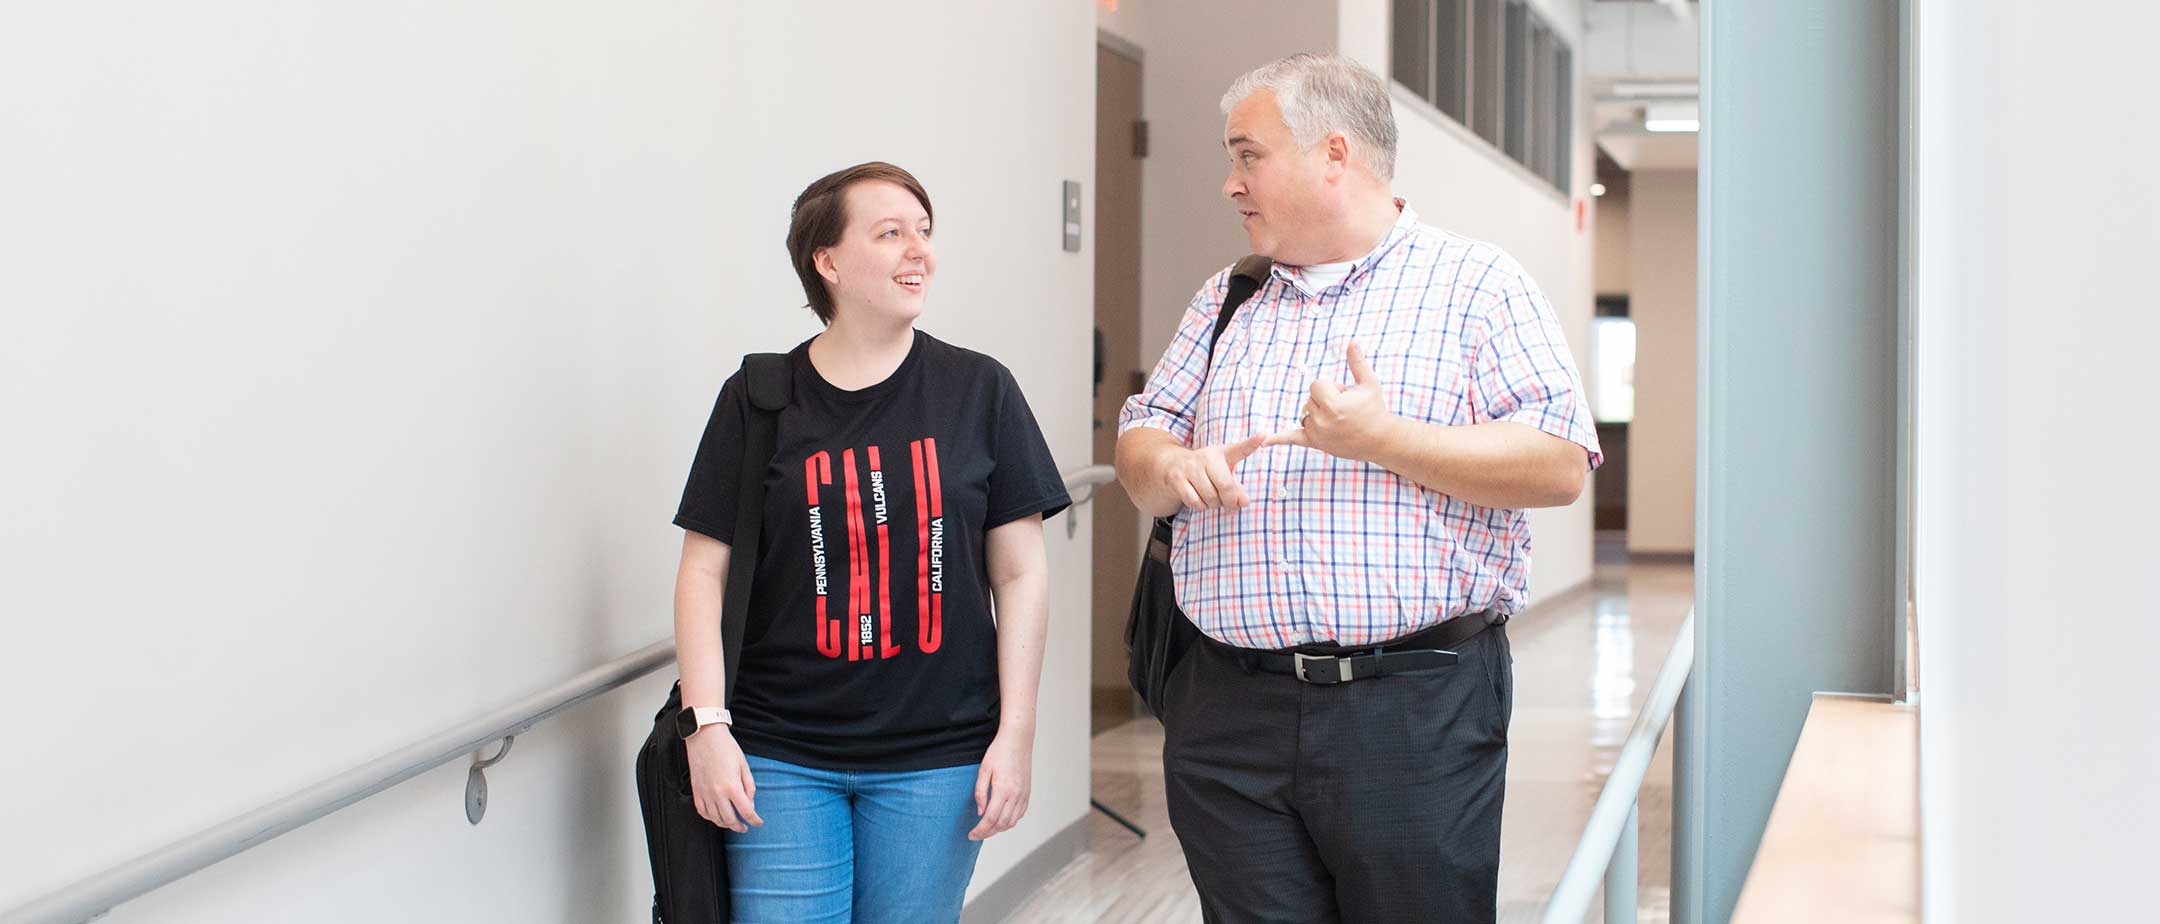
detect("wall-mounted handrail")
[1539,609,1696,924]
[0,641,676,924]
[1056,462,1152,838]
[1062,464,1118,537]
[1064,463,1117,500]
[3,465,1112,924]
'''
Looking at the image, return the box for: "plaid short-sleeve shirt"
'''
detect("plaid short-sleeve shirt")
[1118,204,1601,650]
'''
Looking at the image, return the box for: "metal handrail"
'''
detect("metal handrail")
[4,465,1111,924]
[1062,464,1118,537]
[1540,609,1697,924]
[1054,463,1152,838]
[1064,463,1117,500]
[0,641,677,924]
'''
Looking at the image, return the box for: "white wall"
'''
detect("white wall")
[1912,2,2160,921]
[0,2,1095,918]
[1102,0,1601,603]
[1625,169,1696,554]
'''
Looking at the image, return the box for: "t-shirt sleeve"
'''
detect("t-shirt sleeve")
[985,364,1072,529]
[673,371,751,544]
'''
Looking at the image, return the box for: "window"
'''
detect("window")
[1552,45,1573,188]
[1392,0,1573,195]
[1391,0,1431,102]
[1502,2,1528,162]
[1593,316,1636,424]
[1471,0,1503,146]
[1530,20,1553,184]
[1433,0,1469,122]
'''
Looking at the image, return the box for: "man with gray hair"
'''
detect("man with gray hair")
[1115,53,1600,922]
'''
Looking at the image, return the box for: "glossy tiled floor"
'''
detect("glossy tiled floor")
[997,547,1694,923]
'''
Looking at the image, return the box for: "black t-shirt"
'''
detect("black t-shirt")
[674,331,1070,771]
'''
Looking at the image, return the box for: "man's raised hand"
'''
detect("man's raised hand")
[1267,341,1399,462]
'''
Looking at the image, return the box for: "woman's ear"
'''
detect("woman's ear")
[815,247,840,287]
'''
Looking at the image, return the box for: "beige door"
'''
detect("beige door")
[1091,41,1144,735]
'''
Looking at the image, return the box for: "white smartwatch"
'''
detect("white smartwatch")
[673,705,733,739]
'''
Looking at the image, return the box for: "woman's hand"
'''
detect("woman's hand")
[685,726,762,833]
[968,730,1033,840]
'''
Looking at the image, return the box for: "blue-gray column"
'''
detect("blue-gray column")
[1675,2,1901,922]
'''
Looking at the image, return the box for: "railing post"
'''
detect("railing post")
[1535,613,1693,924]
[1605,800,1639,924]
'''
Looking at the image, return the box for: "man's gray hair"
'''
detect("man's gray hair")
[1221,53,1399,181]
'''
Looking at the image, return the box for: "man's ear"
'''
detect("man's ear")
[1324,131,1354,179]
[815,247,839,286]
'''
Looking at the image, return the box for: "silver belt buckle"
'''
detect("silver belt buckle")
[1293,652,1353,684]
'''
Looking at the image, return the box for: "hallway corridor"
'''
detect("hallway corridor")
[998,554,1693,923]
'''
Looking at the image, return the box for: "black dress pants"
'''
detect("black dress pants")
[1161,626,1513,924]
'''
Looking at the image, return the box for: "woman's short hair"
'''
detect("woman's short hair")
[787,162,935,324]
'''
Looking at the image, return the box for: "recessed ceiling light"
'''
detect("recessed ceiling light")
[1644,102,1700,133]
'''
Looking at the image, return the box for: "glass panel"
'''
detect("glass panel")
[1594,317,1637,424]
[1392,0,1433,103]
[1472,0,1504,144]
[1554,45,1574,192]
[1435,0,1468,122]
[1529,19,1550,174]
[1503,1,1529,161]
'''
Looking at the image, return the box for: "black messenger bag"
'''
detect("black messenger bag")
[635,351,788,924]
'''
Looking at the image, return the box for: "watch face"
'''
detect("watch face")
[674,707,698,740]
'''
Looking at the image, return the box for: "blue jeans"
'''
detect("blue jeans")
[724,754,984,923]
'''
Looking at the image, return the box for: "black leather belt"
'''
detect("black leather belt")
[1230,611,1507,685]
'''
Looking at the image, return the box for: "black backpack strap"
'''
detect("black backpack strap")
[1150,255,1272,535]
[743,352,792,414]
[720,352,791,705]
[1209,254,1273,358]
[1128,255,1273,717]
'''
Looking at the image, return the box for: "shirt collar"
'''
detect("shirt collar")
[1271,198,1419,296]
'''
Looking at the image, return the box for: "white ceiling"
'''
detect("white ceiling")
[1583,0,1699,169]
